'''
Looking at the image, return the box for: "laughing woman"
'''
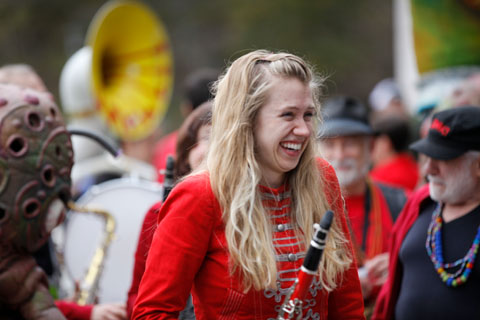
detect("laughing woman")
[133,50,364,319]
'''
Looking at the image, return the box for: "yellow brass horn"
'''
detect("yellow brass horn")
[54,0,172,304]
[86,0,173,141]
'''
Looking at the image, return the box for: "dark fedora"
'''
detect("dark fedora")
[317,96,373,138]
[410,106,480,160]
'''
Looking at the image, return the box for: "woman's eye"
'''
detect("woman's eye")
[304,112,315,120]
[281,112,294,118]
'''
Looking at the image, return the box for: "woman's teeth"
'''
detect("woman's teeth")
[281,142,301,151]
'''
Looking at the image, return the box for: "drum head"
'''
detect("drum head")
[63,177,163,303]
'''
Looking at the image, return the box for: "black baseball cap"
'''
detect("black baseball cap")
[317,96,373,138]
[410,106,480,160]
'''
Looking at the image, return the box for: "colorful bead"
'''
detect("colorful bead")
[425,203,480,287]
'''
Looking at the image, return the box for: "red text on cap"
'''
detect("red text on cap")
[431,118,450,136]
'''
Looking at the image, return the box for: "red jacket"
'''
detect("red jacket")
[127,202,161,318]
[371,185,430,320]
[132,159,365,319]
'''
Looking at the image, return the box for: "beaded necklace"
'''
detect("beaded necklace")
[425,203,480,287]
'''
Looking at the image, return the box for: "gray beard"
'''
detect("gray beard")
[331,159,370,189]
[428,172,477,205]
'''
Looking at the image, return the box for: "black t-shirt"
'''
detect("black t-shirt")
[395,200,480,319]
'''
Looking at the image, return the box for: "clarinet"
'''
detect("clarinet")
[277,210,334,320]
[162,155,175,202]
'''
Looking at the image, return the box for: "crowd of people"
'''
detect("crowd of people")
[1,48,480,320]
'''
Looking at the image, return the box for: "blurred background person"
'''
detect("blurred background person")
[172,102,212,180]
[370,114,419,192]
[317,95,407,316]
[420,72,480,138]
[153,68,218,183]
[126,101,212,319]
[446,72,480,108]
[368,78,409,118]
[368,77,420,191]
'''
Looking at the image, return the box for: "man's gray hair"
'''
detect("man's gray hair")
[465,150,480,161]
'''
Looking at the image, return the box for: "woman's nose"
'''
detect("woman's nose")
[293,119,311,137]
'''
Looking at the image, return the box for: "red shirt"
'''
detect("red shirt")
[345,194,366,249]
[370,153,419,191]
[132,159,365,319]
[344,187,394,260]
[152,131,178,183]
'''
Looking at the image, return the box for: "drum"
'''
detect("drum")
[59,177,163,303]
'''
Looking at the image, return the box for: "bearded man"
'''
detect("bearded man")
[373,106,480,320]
[317,96,407,311]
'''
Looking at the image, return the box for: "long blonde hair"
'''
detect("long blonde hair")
[207,50,351,291]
